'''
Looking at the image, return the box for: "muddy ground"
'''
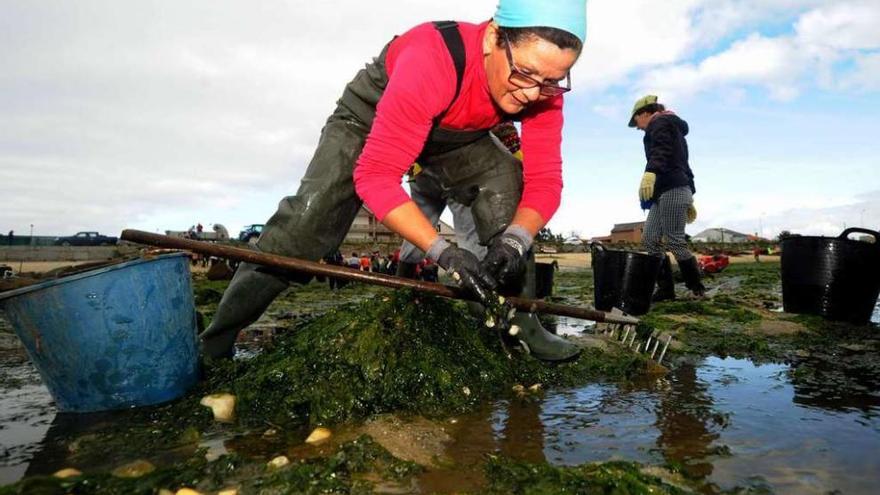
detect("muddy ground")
[0,259,878,494]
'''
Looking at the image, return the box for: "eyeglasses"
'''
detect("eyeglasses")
[503,32,571,97]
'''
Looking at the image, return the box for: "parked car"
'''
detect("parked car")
[238,224,264,244]
[165,224,230,242]
[54,232,118,246]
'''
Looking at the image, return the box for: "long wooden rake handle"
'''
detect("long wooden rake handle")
[120,229,640,325]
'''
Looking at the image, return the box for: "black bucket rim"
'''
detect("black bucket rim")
[590,242,662,259]
[781,227,880,246]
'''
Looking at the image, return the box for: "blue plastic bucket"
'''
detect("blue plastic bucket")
[0,253,199,412]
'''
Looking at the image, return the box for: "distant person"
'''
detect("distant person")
[387,249,400,276]
[753,246,762,263]
[420,258,439,282]
[347,252,360,269]
[629,95,705,300]
[323,250,346,290]
[7,230,12,246]
[359,254,371,272]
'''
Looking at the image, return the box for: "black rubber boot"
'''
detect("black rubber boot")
[653,255,676,302]
[678,256,707,297]
[509,253,580,362]
[396,261,420,279]
[199,262,289,359]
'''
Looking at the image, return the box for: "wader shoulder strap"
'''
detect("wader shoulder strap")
[432,21,466,122]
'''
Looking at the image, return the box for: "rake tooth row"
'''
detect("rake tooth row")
[594,309,674,365]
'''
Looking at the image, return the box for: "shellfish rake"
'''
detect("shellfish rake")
[119,229,641,326]
[593,308,674,365]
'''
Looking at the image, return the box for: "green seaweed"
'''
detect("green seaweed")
[480,456,691,494]
[210,289,643,426]
[0,435,420,495]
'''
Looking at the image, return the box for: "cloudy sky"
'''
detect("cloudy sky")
[2,0,878,241]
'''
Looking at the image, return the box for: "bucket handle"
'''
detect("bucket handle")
[839,228,879,243]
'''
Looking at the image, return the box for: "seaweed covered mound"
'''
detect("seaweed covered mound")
[209,290,643,426]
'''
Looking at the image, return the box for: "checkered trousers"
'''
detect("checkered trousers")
[642,185,694,261]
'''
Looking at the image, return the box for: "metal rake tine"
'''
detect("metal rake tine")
[650,338,660,359]
[657,335,673,365]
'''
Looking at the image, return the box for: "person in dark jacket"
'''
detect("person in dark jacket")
[629,95,705,299]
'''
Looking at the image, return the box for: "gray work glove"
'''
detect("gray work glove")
[482,225,532,291]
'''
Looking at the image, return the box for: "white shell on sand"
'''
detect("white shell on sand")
[267,455,290,469]
[305,426,333,444]
[52,468,82,478]
[200,393,236,423]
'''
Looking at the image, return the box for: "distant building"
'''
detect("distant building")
[692,228,751,243]
[607,221,646,243]
[344,206,455,243]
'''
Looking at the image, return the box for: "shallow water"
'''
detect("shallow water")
[3,351,878,494]
[417,356,880,494]
[0,351,55,484]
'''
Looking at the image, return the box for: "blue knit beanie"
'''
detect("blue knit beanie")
[494,0,587,44]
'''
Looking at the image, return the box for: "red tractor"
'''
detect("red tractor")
[698,254,730,274]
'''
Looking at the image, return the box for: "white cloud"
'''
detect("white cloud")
[631,0,880,104]
[795,0,880,51]
[573,0,698,90]
[638,34,806,102]
[573,0,830,93]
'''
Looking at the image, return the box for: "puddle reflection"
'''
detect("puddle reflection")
[421,357,880,494]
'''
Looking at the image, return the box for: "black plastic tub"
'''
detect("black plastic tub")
[591,243,662,316]
[781,228,880,325]
[535,261,556,299]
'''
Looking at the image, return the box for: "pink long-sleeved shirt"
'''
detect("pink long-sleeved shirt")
[352,21,564,223]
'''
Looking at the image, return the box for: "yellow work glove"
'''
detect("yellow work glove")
[638,172,656,202]
[687,203,697,224]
